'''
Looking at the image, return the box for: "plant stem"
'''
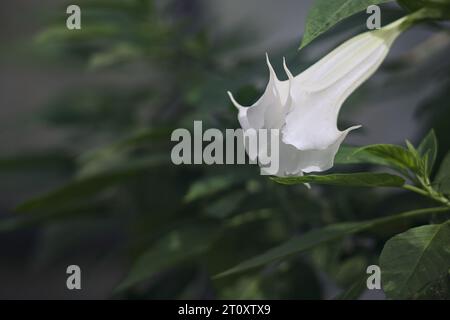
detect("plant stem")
[403,181,450,207]
[379,206,450,223]
[403,184,429,197]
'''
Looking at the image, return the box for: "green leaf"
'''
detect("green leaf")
[399,0,450,12]
[354,144,419,173]
[77,128,171,178]
[216,223,364,279]
[334,274,368,300]
[300,0,392,48]
[205,191,247,219]
[335,145,385,165]
[80,127,171,162]
[334,145,364,164]
[272,172,405,188]
[36,25,119,47]
[184,175,244,203]
[434,151,450,194]
[89,43,142,69]
[15,156,167,213]
[398,0,430,12]
[215,207,449,278]
[405,140,418,156]
[0,200,110,233]
[380,221,450,299]
[407,4,450,22]
[335,145,399,168]
[417,129,438,175]
[115,223,221,292]
[0,151,74,172]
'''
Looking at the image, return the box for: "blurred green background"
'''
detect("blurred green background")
[0,0,449,299]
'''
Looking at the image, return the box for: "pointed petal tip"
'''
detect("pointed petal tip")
[227,91,242,110]
[265,53,274,70]
[265,53,279,85]
[337,125,362,139]
[347,124,362,132]
[282,57,294,80]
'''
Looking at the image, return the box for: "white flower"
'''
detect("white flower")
[228,17,407,177]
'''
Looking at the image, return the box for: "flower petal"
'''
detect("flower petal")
[296,125,361,173]
[228,55,290,131]
[294,18,405,93]
[229,17,408,177]
[282,20,404,151]
[274,125,359,177]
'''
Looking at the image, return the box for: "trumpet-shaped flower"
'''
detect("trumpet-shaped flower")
[228,17,408,176]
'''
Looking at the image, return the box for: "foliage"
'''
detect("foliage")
[1,0,450,299]
[300,0,393,48]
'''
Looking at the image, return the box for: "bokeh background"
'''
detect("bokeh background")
[0,0,449,299]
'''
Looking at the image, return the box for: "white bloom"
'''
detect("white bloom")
[228,17,407,177]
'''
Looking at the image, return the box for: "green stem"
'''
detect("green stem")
[406,6,450,25]
[403,184,430,197]
[403,182,450,207]
[375,206,450,226]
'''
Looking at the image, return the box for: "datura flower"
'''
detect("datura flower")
[228,17,408,177]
